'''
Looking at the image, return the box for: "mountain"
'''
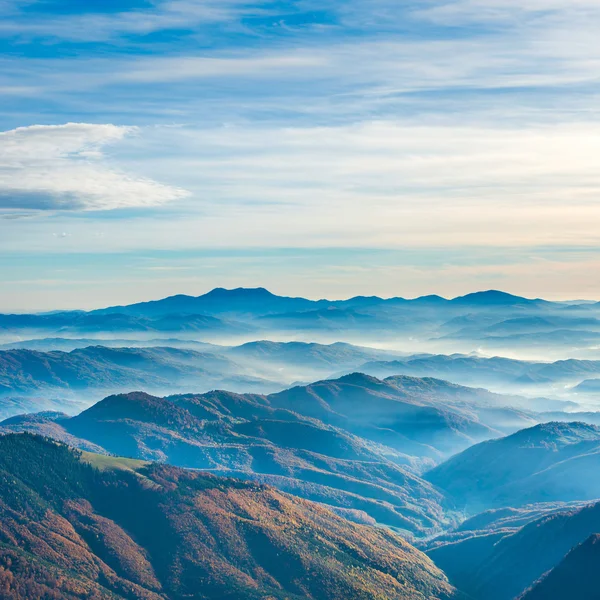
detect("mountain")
[0,433,458,600]
[450,290,545,308]
[1,387,458,536]
[265,373,501,459]
[0,368,510,462]
[574,378,600,393]
[520,534,600,600]
[0,311,251,336]
[94,287,321,318]
[3,372,542,536]
[427,500,600,600]
[0,346,281,409]
[0,337,222,352]
[426,422,600,513]
[483,315,600,335]
[4,288,596,357]
[358,353,600,398]
[87,289,565,321]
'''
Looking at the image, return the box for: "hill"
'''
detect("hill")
[450,290,544,308]
[263,373,502,458]
[520,534,600,600]
[426,422,600,513]
[1,371,517,462]
[358,354,600,398]
[0,346,280,409]
[1,386,458,536]
[427,501,600,600]
[227,340,398,369]
[0,374,571,535]
[574,378,600,393]
[0,310,251,336]
[0,433,458,600]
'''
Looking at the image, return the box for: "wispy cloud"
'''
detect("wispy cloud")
[0,0,270,41]
[0,123,189,212]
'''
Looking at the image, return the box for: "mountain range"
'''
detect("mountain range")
[0,346,281,411]
[4,374,599,540]
[2,373,499,537]
[2,341,595,423]
[3,288,600,356]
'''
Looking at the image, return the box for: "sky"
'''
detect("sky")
[2,0,600,310]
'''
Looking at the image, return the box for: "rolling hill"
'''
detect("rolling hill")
[0,310,252,336]
[3,372,558,536]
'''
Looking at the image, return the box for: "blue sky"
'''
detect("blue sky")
[1,0,600,310]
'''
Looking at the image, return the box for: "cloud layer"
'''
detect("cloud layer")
[0,123,189,212]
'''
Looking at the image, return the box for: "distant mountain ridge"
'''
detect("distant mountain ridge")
[2,288,599,356]
[0,345,281,408]
[93,288,553,318]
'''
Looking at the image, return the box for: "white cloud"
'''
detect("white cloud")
[0,123,189,212]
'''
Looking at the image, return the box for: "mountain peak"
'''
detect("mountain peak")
[74,391,197,430]
[202,287,276,299]
[334,372,385,387]
[452,290,535,305]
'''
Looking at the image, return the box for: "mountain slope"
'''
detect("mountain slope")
[425,422,600,512]
[0,433,458,600]
[520,534,600,600]
[450,290,544,308]
[227,340,398,371]
[0,310,250,335]
[427,501,600,600]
